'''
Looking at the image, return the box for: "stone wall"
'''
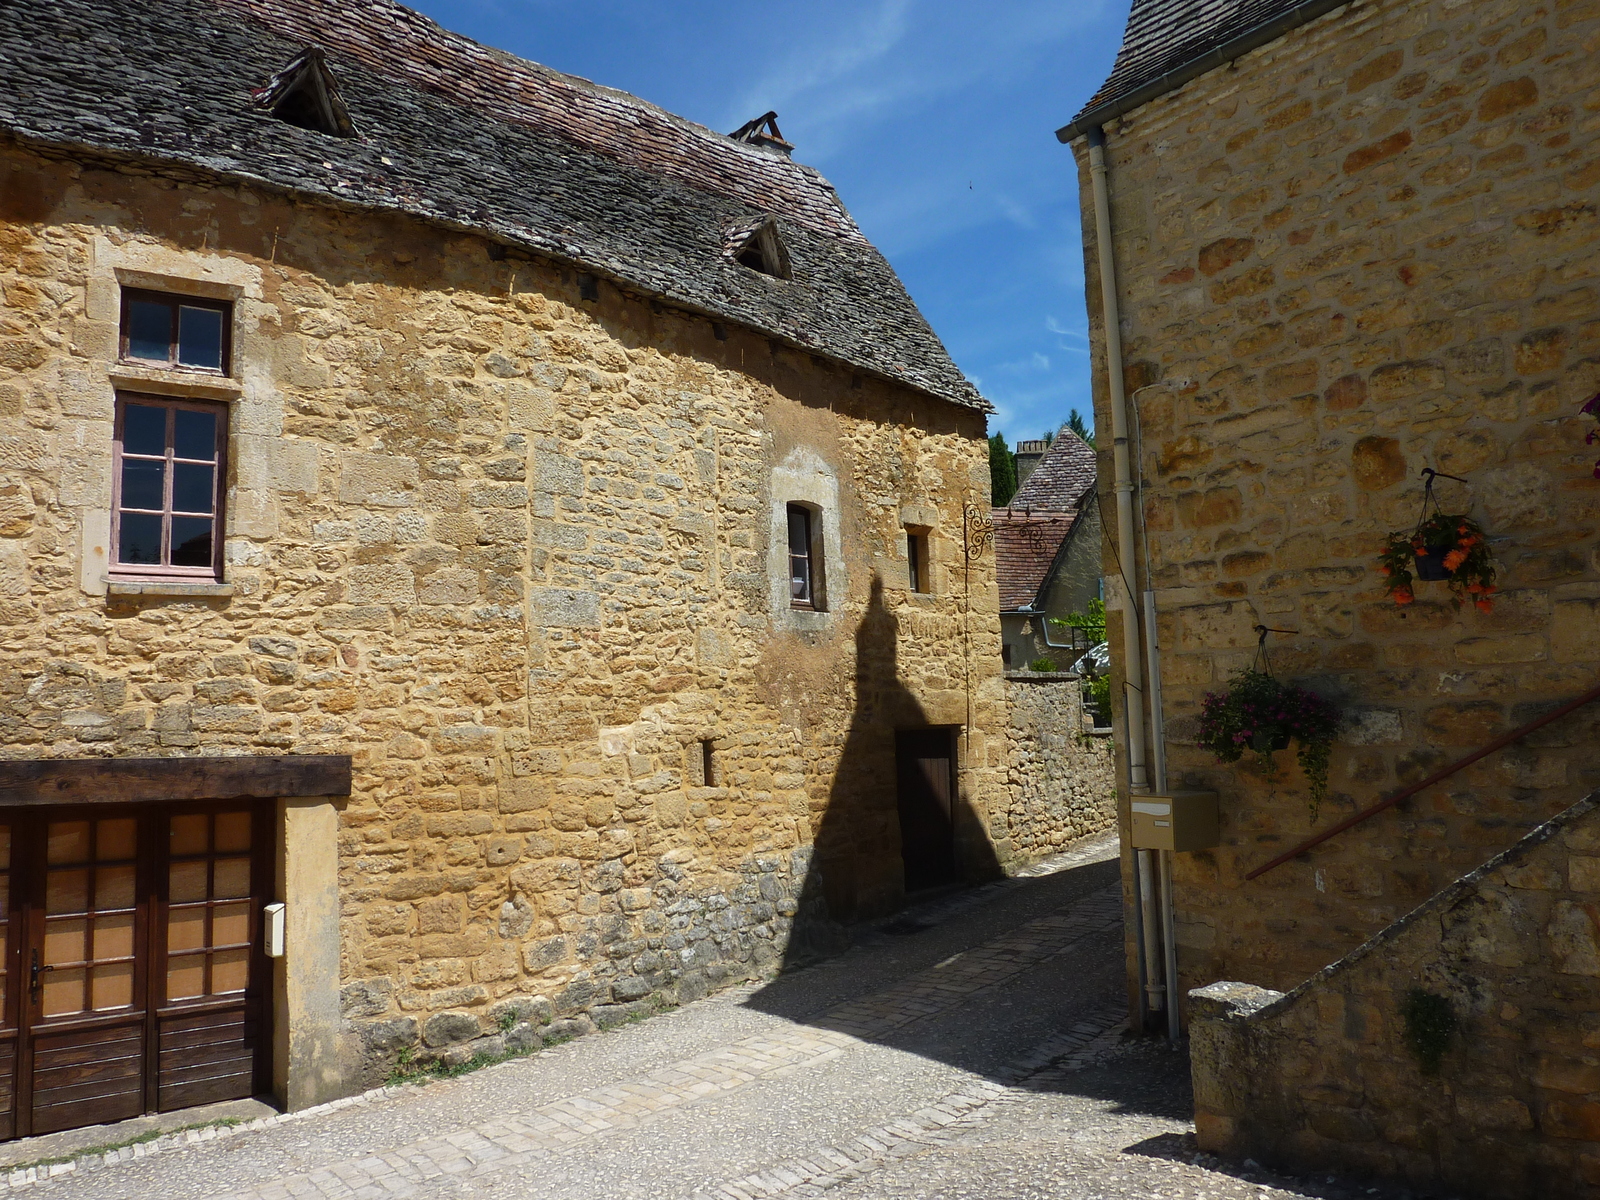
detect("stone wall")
[1072,0,1600,1000]
[997,674,1115,863]
[0,140,1008,1089]
[1191,790,1600,1200]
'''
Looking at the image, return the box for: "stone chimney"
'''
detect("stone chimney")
[1014,440,1049,490]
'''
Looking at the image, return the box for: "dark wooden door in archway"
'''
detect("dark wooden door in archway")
[895,728,959,893]
[0,803,271,1140]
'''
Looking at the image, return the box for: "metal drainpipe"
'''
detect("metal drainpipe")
[1087,124,1166,1028]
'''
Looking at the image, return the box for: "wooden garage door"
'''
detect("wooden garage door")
[0,804,270,1140]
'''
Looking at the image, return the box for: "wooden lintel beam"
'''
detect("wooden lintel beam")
[0,755,352,807]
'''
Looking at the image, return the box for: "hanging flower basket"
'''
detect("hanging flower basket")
[1378,469,1497,612]
[1197,668,1340,818]
[1380,513,1496,611]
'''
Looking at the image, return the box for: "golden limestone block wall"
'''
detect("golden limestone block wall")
[0,140,1015,1085]
[1075,0,1600,997]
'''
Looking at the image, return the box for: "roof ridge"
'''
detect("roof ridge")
[213,0,864,241]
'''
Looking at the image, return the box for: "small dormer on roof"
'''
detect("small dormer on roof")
[252,46,358,137]
[724,215,792,281]
[728,112,793,157]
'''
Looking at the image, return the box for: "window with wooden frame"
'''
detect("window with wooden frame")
[787,503,825,610]
[111,395,226,580]
[906,529,931,593]
[119,289,231,374]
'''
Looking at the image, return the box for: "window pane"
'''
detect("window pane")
[42,967,86,1017]
[167,956,205,1002]
[98,864,136,910]
[95,913,135,960]
[171,814,208,855]
[788,508,811,602]
[212,948,249,994]
[43,918,87,967]
[214,812,251,853]
[177,306,224,369]
[171,516,213,567]
[46,869,88,916]
[214,857,250,900]
[127,300,171,362]
[122,403,167,457]
[170,860,208,903]
[212,902,250,947]
[48,822,90,865]
[173,463,214,514]
[120,457,165,511]
[92,961,134,1011]
[118,512,163,565]
[98,819,136,861]
[173,408,217,461]
[167,907,207,952]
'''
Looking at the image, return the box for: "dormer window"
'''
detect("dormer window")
[252,47,357,138]
[727,217,792,281]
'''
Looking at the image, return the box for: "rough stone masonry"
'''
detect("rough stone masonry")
[1072,0,1600,1005]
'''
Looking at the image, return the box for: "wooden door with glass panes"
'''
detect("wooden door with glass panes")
[0,804,270,1139]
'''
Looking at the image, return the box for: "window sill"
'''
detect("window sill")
[109,364,241,401]
[106,579,233,598]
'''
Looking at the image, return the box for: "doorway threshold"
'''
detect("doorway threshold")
[0,1095,279,1173]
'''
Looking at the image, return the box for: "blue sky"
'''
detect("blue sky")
[408,0,1129,446]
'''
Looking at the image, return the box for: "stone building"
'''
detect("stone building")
[1059,0,1600,1105]
[994,432,1103,669]
[0,0,1026,1138]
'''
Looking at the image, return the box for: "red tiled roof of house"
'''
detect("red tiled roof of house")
[992,509,1079,612]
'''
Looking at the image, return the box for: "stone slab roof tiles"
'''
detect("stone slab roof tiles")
[991,510,1079,613]
[1008,432,1097,514]
[0,0,988,413]
[1069,0,1314,128]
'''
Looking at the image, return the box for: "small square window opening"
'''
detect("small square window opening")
[112,395,226,580]
[907,530,930,593]
[120,290,231,374]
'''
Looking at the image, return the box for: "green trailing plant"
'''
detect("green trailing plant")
[1027,656,1057,672]
[1085,673,1111,724]
[1196,669,1340,819]
[1401,989,1457,1075]
[1051,597,1107,645]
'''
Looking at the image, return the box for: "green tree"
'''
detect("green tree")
[989,433,1017,505]
[1067,409,1095,448]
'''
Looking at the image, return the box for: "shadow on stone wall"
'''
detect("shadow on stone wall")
[778,575,1002,968]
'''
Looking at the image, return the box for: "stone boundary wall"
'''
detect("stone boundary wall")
[1191,790,1600,1200]
[995,673,1115,865]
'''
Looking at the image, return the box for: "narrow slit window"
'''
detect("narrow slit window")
[112,394,226,580]
[788,504,814,609]
[700,740,716,788]
[120,290,231,374]
[907,531,930,593]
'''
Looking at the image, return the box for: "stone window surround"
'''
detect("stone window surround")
[768,448,843,631]
[78,238,295,601]
[898,501,941,597]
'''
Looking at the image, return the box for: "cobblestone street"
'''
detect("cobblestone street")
[0,837,1420,1200]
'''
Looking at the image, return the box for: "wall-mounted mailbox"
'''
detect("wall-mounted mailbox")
[1130,790,1219,852]
[264,902,286,958]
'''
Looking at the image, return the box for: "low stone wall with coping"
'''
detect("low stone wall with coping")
[1190,790,1600,1200]
[996,672,1115,866]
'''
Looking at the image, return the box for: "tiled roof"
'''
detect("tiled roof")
[1009,432,1097,513]
[0,0,988,413]
[1068,0,1335,131]
[992,510,1079,612]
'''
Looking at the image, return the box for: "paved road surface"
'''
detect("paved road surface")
[9,835,1425,1200]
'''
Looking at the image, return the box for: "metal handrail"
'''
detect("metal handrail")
[1244,680,1600,880]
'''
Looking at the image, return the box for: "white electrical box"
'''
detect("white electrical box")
[1130,790,1220,852]
[264,902,286,958]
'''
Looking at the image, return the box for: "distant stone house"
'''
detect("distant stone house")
[0,0,1047,1138]
[994,432,1103,668]
[1060,0,1600,1068]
